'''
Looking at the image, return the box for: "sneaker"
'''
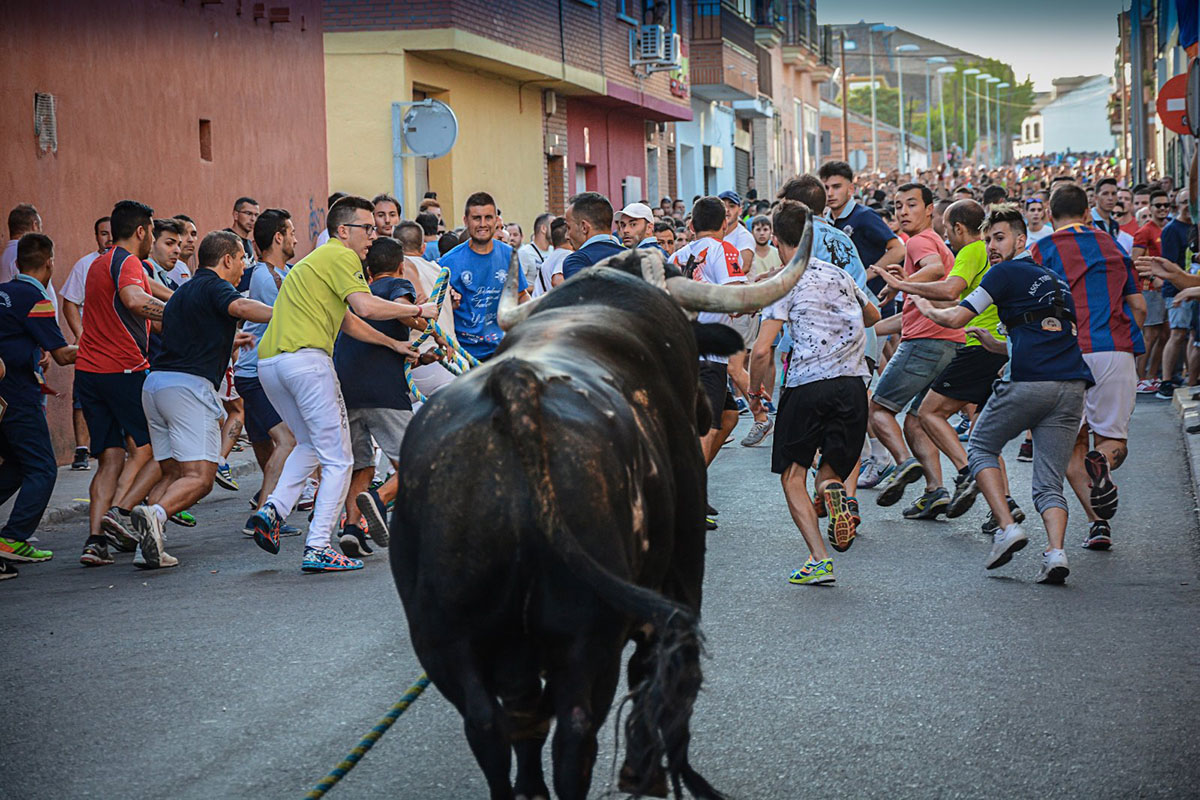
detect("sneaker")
[946,469,979,518]
[0,537,53,563]
[740,418,774,447]
[1155,381,1176,400]
[705,516,718,531]
[763,399,777,415]
[902,487,950,520]
[249,490,261,510]
[1035,549,1070,584]
[1137,378,1160,394]
[1008,496,1026,523]
[339,523,374,558]
[169,510,197,527]
[858,455,895,490]
[301,545,363,573]
[131,505,176,570]
[981,497,1027,537]
[824,483,856,553]
[101,508,139,552]
[71,447,90,470]
[1082,519,1113,550]
[1017,440,1033,462]
[734,397,750,415]
[847,496,861,529]
[0,559,17,580]
[355,488,390,547]
[953,415,971,436]
[706,502,719,517]
[280,522,302,537]
[981,511,999,537]
[79,540,114,567]
[214,462,239,491]
[788,558,835,585]
[248,503,282,555]
[876,457,924,507]
[1084,450,1118,520]
[297,479,318,512]
[985,523,1029,570]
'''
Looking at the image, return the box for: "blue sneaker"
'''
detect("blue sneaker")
[734,396,750,415]
[301,545,363,573]
[215,462,239,491]
[279,522,302,537]
[248,503,281,554]
[763,399,777,415]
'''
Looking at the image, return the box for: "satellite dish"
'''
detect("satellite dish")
[403,99,458,159]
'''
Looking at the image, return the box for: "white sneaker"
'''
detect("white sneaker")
[131,505,177,569]
[1035,549,1070,584]
[858,455,895,489]
[985,523,1028,570]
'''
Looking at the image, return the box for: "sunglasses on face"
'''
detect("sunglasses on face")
[1151,203,1170,209]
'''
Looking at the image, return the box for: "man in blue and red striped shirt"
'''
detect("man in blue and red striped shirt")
[1031,183,1147,550]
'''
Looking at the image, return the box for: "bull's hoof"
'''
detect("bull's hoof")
[618,761,669,798]
[515,794,549,800]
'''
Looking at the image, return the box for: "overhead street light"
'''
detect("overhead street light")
[868,25,897,170]
[896,43,921,174]
[925,57,947,167]
[962,67,980,159]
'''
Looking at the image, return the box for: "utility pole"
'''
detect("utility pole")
[869,32,878,170]
[1130,0,1146,183]
[841,32,850,160]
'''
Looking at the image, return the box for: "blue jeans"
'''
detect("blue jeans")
[0,401,59,541]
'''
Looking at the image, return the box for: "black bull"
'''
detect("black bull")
[389,239,810,799]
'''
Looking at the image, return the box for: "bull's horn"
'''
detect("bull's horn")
[664,216,813,313]
[638,250,667,289]
[496,246,543,330]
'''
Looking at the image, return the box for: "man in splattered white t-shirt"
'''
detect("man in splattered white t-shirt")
[749,200,880,586]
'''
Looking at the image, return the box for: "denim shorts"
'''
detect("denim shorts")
[872,338,960,413]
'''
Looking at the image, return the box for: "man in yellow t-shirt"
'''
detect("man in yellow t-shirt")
[870,199,1018,521]
[247,195,437,574]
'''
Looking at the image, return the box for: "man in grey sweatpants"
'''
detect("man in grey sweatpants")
[911,205,1094,584]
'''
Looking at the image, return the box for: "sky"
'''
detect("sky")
[825,0,1127,91]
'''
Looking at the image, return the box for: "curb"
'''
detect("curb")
[1173,387,1200,526]
[37,455,261,528]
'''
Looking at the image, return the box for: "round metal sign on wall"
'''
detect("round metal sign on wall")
[403,100,459,159]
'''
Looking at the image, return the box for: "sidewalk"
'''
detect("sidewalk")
[1173,386,1200,525]
[0,449,261,529]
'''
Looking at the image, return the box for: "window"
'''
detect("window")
[199,119,212,161]
[617,0,639,24]
[1033,122,1040,140]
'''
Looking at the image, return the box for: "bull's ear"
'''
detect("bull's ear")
[693,322,743,358]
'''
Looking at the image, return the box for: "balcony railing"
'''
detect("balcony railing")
[692,1,757,54]
[754,0,785,31]
[782,0,817,51]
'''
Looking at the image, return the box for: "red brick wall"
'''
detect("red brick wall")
[2,0,327,462]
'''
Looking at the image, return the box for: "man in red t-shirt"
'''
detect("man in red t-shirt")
[1131,188,1170,259]
[866,183,964,518]
[76,200,167,567]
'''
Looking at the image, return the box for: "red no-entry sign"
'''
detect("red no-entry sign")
[1156,73,1192,136]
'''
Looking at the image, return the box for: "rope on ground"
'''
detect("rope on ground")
[404,266,480,403]
[304,672,431,799]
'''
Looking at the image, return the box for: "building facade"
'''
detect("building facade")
[323,0,691,229]
[2,0,328,462]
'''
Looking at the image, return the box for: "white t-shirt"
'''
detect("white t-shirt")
[61,250,102,305]
[0,239,17,283]
[315,229,330,248]
[1026,224,1054,246]
[669,235,746,364]
[764,259,869,387]
[405,255,457,346]
[517,242,552,286]
[532,249,570,297]
[723,223,755,258]
[166,260,193,285]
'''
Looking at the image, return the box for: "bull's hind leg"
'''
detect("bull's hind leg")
[548,638,624,800]
[505,682,551,800]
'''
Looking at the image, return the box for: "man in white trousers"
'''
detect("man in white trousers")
[245,196,437,573]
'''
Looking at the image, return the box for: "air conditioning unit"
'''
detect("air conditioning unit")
[630,25,666,65]
[647,32,682,73]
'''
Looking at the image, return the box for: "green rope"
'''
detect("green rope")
[404,266,480,403]
[304,673,431,798]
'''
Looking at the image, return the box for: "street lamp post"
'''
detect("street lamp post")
[870,25,896,173]
[926,57,947,167]
[962,67,980,158]
[996,81,1010,166]
[975,73,992,163]
[938,65,956,167]
[896,43,920,174]
[987,76,1001,167]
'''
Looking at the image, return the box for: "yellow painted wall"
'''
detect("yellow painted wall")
[324,32,548,233]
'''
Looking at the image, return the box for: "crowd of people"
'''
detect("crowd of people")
[0,156,1195,587]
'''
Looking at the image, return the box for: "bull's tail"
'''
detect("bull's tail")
[487,358,724,800]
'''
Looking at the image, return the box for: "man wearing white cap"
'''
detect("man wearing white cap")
[615,202,668,256]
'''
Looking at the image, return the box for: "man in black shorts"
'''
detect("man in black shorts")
[749,201,879,585]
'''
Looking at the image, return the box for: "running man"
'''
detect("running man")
[245,196,437,573]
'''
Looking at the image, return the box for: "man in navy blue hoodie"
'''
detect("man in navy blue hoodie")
[561,192,624,280]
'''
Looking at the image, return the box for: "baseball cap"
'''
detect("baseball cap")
[614,202,654,223]
[717,190,742,206]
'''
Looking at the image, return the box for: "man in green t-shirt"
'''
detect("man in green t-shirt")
[870,199,1022,525]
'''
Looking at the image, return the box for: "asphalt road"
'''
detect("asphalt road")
[3,398,1199,799]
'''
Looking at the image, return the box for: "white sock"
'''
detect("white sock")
[869,438,889,462]
[1045,548,1065,557]
[151,504,167,525]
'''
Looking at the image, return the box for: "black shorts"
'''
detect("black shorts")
[234,375,283,444]
[74,370,150,455]
[771,375,868,478]
[698,361,736,430]
[931,346,1009,407]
